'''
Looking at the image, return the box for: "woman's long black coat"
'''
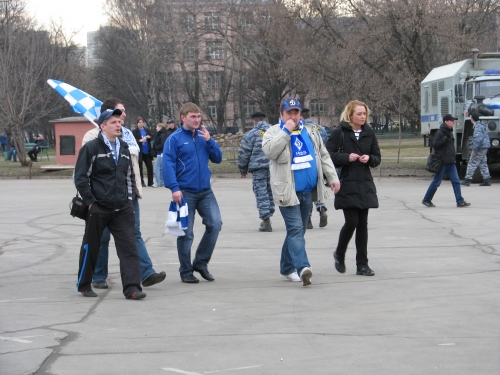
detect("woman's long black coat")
[325,121,381,210]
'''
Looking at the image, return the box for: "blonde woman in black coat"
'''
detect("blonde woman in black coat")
[325,100,381,276]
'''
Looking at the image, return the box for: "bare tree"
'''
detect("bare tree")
[297,0,500,127]
[0,0,83,165]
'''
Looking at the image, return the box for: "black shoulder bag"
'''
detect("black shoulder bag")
[425,130,442,173]
[70,156,96,220]
[70,191,88,220]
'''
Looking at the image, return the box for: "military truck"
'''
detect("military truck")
[421,49,500,181]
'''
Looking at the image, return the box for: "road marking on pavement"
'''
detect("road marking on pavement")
[162,366,263,375]
[438,343,456,346]
[204,365,263,373]
[0,336,32,343]
[162,369,202,375]
[0,297,47,303]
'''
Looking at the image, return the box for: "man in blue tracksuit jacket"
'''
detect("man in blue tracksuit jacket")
[163,102,223,283]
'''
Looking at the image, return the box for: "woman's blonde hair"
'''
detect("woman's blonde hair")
[340,100,370,127]
[156,122,165,129]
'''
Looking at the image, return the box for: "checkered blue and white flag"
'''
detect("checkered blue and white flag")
[47,79,102,127]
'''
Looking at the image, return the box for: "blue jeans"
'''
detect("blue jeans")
[93,198,156,283]
[177,189,222,277]
[154,155,163,186]
[278,191,312,276]
[424,163,465,203]
[7,147,16,162]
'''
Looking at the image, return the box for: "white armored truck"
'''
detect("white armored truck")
[421,50,500,180]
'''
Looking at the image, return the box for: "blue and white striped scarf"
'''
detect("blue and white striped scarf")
[121,126,139,156]
[279,118,313,170]
[101,133,120,164]
[165,198,189,236]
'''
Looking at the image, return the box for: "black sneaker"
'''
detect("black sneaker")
[333,251,346,273]
[142,271,166,287]
[457,201,471,207]
[422,200,436,207]
[356,265,375,276]
[92,280,108,289]
[181,274,199,283]
[80,289,97,297]
[307,217,313,229]
[127,291,146,300]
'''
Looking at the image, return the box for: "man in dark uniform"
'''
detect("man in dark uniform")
[238,111,275,232]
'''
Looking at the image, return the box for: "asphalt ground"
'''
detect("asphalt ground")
[1,176,499,375]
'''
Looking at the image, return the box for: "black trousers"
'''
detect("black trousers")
[336,208,369,266]
[28,148,39,161]
[139,152,154,186]
[77,201,142,297]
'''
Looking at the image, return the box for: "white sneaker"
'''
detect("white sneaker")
[299,267,313,286]
[151,183,158,188]
[280,271,301,282]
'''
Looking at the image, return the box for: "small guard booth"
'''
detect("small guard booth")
[49,116,96,165]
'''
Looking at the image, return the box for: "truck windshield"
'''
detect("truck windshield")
[477,80,500,97]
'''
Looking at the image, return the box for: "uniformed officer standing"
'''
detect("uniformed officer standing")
[238,111,275,232]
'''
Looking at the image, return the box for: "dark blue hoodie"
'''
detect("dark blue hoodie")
[162,126,223,193]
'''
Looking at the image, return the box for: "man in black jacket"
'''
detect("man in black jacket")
[74,109,145,299]
[422,114,471,208]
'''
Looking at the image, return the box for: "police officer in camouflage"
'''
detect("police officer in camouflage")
[238,111,275,232]
[302,108,329,229]
[460,112,491,186]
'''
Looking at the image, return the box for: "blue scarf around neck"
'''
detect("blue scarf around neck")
[101,133,120,164]
[279,118,313,170]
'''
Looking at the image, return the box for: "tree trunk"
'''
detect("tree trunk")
[11,127,29,166]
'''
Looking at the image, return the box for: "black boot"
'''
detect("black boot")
[318,206,328,228]
[460,178,471,186]
[479,179,491,186]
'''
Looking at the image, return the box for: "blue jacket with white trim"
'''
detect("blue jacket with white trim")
[162,126,223,193]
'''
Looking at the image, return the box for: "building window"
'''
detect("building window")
[59,135,75,155]
[207,72,223,89]
[239,12,253,29]
[207,101,217,118]
[310,99,327,116]
[181,13,195,30]
[206,41,223,60]
[183,42,196,61]
[241,44,254,57]
[244,101,255,118]
[204,12,220,30]
[240,71,248,88]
